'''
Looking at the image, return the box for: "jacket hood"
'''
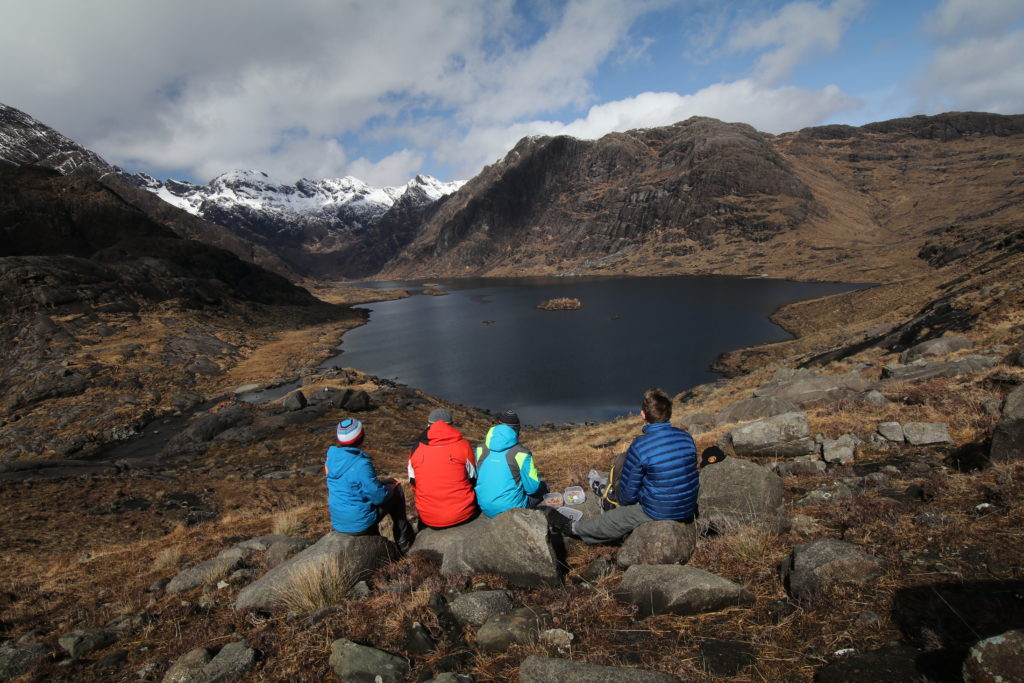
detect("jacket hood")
[484,424,519,452]
[325,445,363,479]
[426,420,465,446]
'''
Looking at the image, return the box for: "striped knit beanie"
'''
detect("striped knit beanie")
[336,418,363,445]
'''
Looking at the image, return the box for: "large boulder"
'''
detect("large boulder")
[615,565,754,617]
[991,385,1024,463]
[417,509,561,588]
[902,422,953,446]
[476,607,551,652]
[963,629,1024,683]
[448,590,513,627]
[329,638,408,682]
[881,355,999,383]
[714,396,800,426]
[779,538,886,601]
[518,655,681,682]
[698,457,789,534]
[616,520,697,568]
[901,336,973,362]
[723,412,817,458]
[234,532,396,611]
[754,368,872,408]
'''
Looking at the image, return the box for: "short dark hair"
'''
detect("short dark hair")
[642,388,672,423]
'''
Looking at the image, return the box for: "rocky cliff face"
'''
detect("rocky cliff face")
[380,112,1024,283]
[382,117,818,277]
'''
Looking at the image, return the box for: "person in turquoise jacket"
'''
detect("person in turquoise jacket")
[325,418,415,552]
[474,410,546,518]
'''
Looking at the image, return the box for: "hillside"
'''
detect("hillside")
[0,106,1022,681]
[380,112,1024,287]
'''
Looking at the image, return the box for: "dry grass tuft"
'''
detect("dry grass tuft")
[277,557,359,616]
[272,506,311,537]
[152,546,183,571]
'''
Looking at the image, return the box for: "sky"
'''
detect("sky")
[1,0,1022,188]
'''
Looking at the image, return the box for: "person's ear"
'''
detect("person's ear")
[640,410,646,422]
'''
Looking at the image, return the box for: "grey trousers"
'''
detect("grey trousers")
[572,504,654,545]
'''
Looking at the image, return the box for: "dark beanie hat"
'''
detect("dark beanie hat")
[498,409,520,427]
[700,445,726,468]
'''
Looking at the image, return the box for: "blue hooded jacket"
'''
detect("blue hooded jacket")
[474,424,542,518]
[325,445,389,533]
[617,421,699,520]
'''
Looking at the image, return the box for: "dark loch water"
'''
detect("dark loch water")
[322,276,863,425]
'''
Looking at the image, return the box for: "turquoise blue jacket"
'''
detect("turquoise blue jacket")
[474,424,542,518]
[325,445,389,533]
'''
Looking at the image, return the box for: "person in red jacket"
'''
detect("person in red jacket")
[407,408,478,529]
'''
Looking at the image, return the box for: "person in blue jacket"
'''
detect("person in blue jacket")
[474,409,547,518]
[325,418,415,553]
[551,388,699,543]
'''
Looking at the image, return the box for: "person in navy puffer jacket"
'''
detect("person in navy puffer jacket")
[325,418,415,552]
[556,388,699,544]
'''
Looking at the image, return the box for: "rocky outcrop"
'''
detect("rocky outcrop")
[382,117,817,277]
[234,532,397,611]
[779,539,886,601]
[616,565,755,617]
[411,509,561,588]
[616,520,697,568]
[991,385,1024,463]
[697,457,789,533]
[722,412,817,458]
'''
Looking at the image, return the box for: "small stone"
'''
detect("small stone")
[540,628,574,652]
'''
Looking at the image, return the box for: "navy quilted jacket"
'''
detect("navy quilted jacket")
[618,421,699,520]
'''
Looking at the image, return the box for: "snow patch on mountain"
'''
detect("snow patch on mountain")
[143,168,464,232]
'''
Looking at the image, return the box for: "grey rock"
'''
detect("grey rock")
[789,514,823,537]
[162,406,249,457]
[901,336,973,362]
[724,412,817,458]
[234,531,397,611]
[167,555,243,594]
[282,390,307,411]
[329,638,409,682]
[162,647,212,683]
[343,389,373,412]
[991,384,1024,463]
[881,355,999,383]
[615,565,754,617]
[0,642,48,680]
[963,629,1024,683]
[679,411,714,432]
[698,457,789,534]
[518,654,681,682]
[57,628,117,659]
[982,397,1002,416]
[428,509,561,588]
[902,422,953,446]
[823,445,855,465]
[616,519,697,568]
[814,642,923,682]
[448,590,513,627]
[861,390,888,407]
[754,368,872,408]
[714,395,799,426]
[200,640,256,682]
[476,607,551,652]
[540,628,574,651]
[403,622,435,655]
[877,422,905,443]
[779,538,886,600]
[771,458,827,477]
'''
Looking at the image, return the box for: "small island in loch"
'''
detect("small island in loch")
[537,297,582,310]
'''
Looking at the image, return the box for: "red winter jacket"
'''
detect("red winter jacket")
[408,421,477,528]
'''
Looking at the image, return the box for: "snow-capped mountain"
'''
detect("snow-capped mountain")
[130,169,463,236]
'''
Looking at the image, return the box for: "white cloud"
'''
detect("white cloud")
[347,149,426,188]
[728,0,866,84]
[925,0,1024,39]
[914,0,1024,115]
